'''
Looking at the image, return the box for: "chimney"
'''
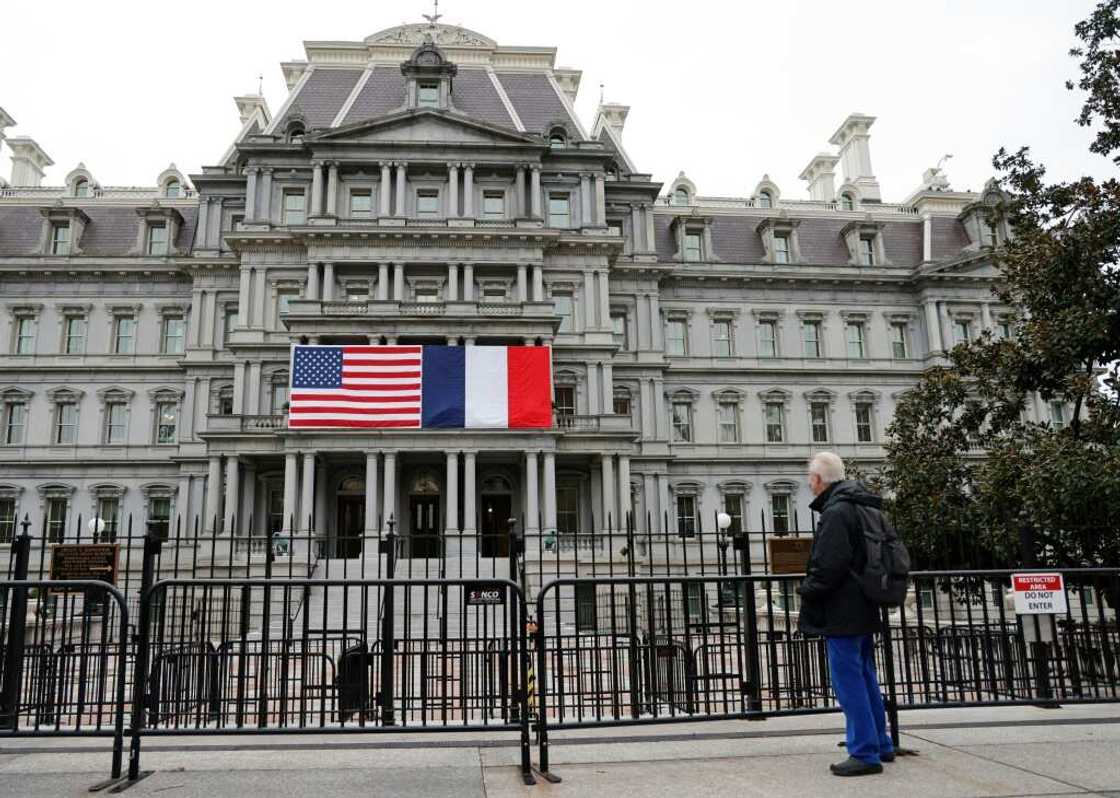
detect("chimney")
[829,113,881,201]
[553,68,582,105]
[594,103,630,136]
[234,95,271,127]
[0,108,13,188]
[799,153,840,202]
[7,137,53,187]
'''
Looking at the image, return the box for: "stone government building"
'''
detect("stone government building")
[0,21,1045,557]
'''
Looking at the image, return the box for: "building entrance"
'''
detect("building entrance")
[336,495,365,558]
[480,494,512,557]
[409,496,441,558]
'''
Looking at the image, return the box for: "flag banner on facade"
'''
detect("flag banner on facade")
[288,345,552,430]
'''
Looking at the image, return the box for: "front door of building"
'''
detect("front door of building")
[480,494,511,558]
[409,496,441,558]
[336,496,364,558]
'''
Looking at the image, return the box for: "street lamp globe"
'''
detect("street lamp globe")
[88,518,106,535]
[716,512,732,531]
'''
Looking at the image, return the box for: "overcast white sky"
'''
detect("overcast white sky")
[2,0,1115,199]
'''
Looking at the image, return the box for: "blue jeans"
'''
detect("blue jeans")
[826,635,893,765]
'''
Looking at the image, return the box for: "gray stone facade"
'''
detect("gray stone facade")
[0,22,1042,557]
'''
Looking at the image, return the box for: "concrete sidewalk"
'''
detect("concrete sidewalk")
[1,704,1117,797]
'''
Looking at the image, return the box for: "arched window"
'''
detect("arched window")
[164,180,181,198]
[671,188,689,206]
[757,191,772,209]
[74,179,91,198]
[548,126,567,149]
[286,122,305,144]
[839,193,855,211]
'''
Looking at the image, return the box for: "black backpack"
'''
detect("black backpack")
[847,503,911,607]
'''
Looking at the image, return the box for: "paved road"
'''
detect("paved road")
[1,704,1117,797]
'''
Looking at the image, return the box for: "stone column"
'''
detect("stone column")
[542,451,556,536]
[462,263,474,301]
[658,475,672,536]
[601,454,616,533]
[300,452,315,533]
[206,455,222,533]
[238,267,253,326]
[202,291,217,348]
[650,294,663,350]
[924,300,942,353]
[379,161,392,216]
[981,302,993,331]
[196,200,209,249]
[322,262,335,301]
[525,451,540,535]
[232,362,246,414]
[378,262,390,301]
[654,378,668,439]
[530,166,542,218]
[631,204,644,252]
[644,204,656,253]
[515,166,527,218]
[641,378,655,437]
[448,163,460,217]
[394,161,408,216]
[326,162,339,217]
[445,451,459,534]
[583,271,596,331]
[241,462,257,535]
[224,455,240,535]
[382,451,397,529]
[259,168,273,222]
[463,451,477,535]
[306,262,320,301]
[517,263,528,303]
[190,290,204,347]
[244,167,258,222]
[448,263,459,301]
[635,292,651,350]
[531,264,543,302]
[463,164,475,217]
[252,269,266,328]
[393,262,405,301]
[365,452,379,534]
[601,362,614,413]
[597,269,610,330]
[310,161,324,218]
[247,362,262,415]
[594,174,606,225]
[643,473,657,531]
[182,379,196,440]
[580,174,592,226]
[587,365,600,415]
[283,452,298,533]
[617,455,631,529]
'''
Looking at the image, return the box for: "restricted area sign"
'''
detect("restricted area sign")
[1010,573,1067,615]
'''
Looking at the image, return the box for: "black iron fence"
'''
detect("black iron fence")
[0,513,1117,790]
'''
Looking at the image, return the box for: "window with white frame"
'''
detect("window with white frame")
[554,384,576,418]
[165,179,182,199]
[547,193,570,228]
[51,222,71,255]
[551,290,574,332]
[113,313,137,354]
[103,399,129,444]
[1049,401,1067,431]
[774,233,791,264]
[845,321,866,359]
[154,398,179,444]
[414,284,441,303]
[997,317,1014,339]
[953,318,972,345]
[63,314,87,354]
[683,231,703,262]
[46,495,68,543]
[95,495,120,542]
[0,496,15,542]
[611,311,629,349]
[612,386,632,418]
[676,493,698,537]
[161,314,186,354]
[2,394,28,445]
[417,82,440,108]
[859,236,875,265]
[349,190,372,216]
[802,320,821,357]
[770,492,792,533]
[276,289,298,319]
[722,493,744,534]
[416,189,440,217]
[890,322,908,359]
[711,318,733,357]
[671,188,689,206]
[216,385,234,416]
[717,397,740,443]
[270,372,290,414]
[810,401,830,443]
[481,285,506,303]
[671,399,693,442]
[765,401,785,443]
[855,402,875,443]
[74,179,91,198]
[283,190,306,225]
[14,315,37,355]
[840,193,855,211]
[53,394,80,445]
[686,582,705,622]
[483,191,505,219]
[665,317,688,356]
[223,305,239,345]
[757,319,778,357]
[757,191,773,209]
[556,484,579,534]
[146,489,174,540]
[146,222,169,256]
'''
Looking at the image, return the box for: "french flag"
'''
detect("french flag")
[421,346,553,429]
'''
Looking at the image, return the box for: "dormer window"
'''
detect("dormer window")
[285,121,305,144]
[985,220,1000,248]
[671,188,689,206]
[164,180,181,198]
[757,215,802,265]
[74,179,91,198]
[859,236,875,265]
[840,193,856,211]
[418,82,440,108]
[758,191,773,209]
[774,233,791,263]
[548,126,568,149]
[51,222,71,255]
[841,219,888,267]
[683,231,703,262]
[147,222,169,256]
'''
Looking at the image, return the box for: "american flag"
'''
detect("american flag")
[288,345,422,428]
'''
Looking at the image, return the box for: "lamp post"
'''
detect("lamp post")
[729,512,763,714]
[88,516,106,544]
[716,512,731,576]
[379,515,397,726]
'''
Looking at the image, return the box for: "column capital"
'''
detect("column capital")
[464,162,475,169]
[260,166,273,175]
[310,159,324,168]
[530,164,541,172]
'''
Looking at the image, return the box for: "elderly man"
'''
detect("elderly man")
[797,451,894,776]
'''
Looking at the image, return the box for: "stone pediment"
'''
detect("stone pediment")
[312,109,537,147]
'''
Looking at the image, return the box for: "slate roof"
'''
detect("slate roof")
[654,213,949,268]
[278,68,365,130]
[493,72,578,135]
[450,69,515,129]
[0,204,198,257]
[931,215,973,260]
[342,66,406,126]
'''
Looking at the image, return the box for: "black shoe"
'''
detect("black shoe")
[830,757,883,777]
[880,751,896,763]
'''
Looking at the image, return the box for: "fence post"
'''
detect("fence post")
[0,516,32,730]
[879,607,902,750]
[508,518,524,723]
[126,522,162,782]
[378,516,397,726]
[732,530,763,714]
[626,512,640,719]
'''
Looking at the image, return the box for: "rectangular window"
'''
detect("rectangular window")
[96,497,119,542]
[683,232,703,262]
[718,400,739,442]
[51,222,71,255]
[346,285,368,301]
[846,322,865,359]
[3,403,26,445]
[556,484,579,534]
[770,494,791,533]
[114,316,136,354]
[711,319,732,357]
[104,402,127,444]
[801,321,821,357]
[482,191,505,219]
[611,312,629,349]
[723,494,743,534]
[671,401,692,442]
[156,401,178,444]
[998,320,1013,339]
[765,402,784,443]
[859,236,875,266]
[64,316,86,354]
[613,390,632,418]
[554,385,576,418]
[890,322,908,359]
[147,223,169,256]
[774,233,791,264]
[414,287,441,303]
[811,402,830,443]
[282,190,306,225]
[277,291,297,319]
[481,287,505,303]
[218,390,234,416]
[0,498,15,543]
[548,193,570,228]
[349,190,372,216]
[416,189,440,217]
[55,403,78,444]
[149,497,172,540]
[270,382,289,415]
[575,583,597,633]
[666,318,688,356]
[757,320,777,357]
[14,317,36,355]
[223,306,239,345]
[856,403,874,443]
[676,495,697,538]
[161,316,185,354]
[552,292,573,332]
[953,320,971,345]
[46,498,67,543]
[1049,401,1067,431]
[686,582,705,623]
[417,82,439,108]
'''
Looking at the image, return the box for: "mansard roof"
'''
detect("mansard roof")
[0,204,198,257]
[311,107,541,146]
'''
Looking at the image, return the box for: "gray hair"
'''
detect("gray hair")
[809,451,846,484]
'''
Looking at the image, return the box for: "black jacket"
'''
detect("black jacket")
[797,480,883,637]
